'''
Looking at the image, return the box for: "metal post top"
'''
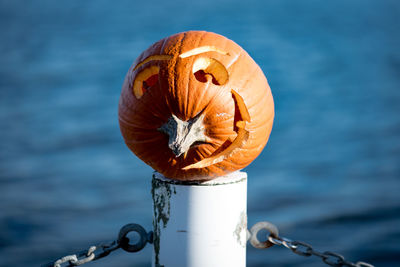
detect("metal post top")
[153,171,247,186]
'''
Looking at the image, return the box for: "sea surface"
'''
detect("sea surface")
[0,0,399,266]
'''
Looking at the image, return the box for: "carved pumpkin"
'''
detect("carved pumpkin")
[119,31,274,181]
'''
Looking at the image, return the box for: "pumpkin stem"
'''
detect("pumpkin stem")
[158,113,207,157]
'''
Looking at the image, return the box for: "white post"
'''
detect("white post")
[151,171,248,267]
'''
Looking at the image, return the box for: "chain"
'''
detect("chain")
[43,220,374,266]
[41,223,153,267]
[248,221,374,267]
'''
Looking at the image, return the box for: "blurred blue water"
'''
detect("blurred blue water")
[0,0,399,266]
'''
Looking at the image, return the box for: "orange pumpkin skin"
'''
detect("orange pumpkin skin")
[119,31,274,181]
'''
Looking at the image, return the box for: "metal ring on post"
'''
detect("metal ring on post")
[117,223,148,253]
[249,221,279,249]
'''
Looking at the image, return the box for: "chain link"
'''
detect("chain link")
[41,223,153,267]
[249,221,374,267]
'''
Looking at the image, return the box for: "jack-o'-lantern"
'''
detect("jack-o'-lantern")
[119,31,274,181]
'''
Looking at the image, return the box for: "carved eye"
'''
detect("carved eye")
[133,65,159,99]
[192,57,229,85]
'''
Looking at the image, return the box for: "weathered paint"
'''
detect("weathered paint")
[234,211,248,248]
[151,176,176,266]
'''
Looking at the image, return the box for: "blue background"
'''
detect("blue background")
[0,0,399,266]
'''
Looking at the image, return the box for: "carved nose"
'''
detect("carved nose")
[158,114,207,157]
[170,143,185,158]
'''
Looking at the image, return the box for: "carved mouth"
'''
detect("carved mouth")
[158,89,250,169]
[182,89,250,170]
